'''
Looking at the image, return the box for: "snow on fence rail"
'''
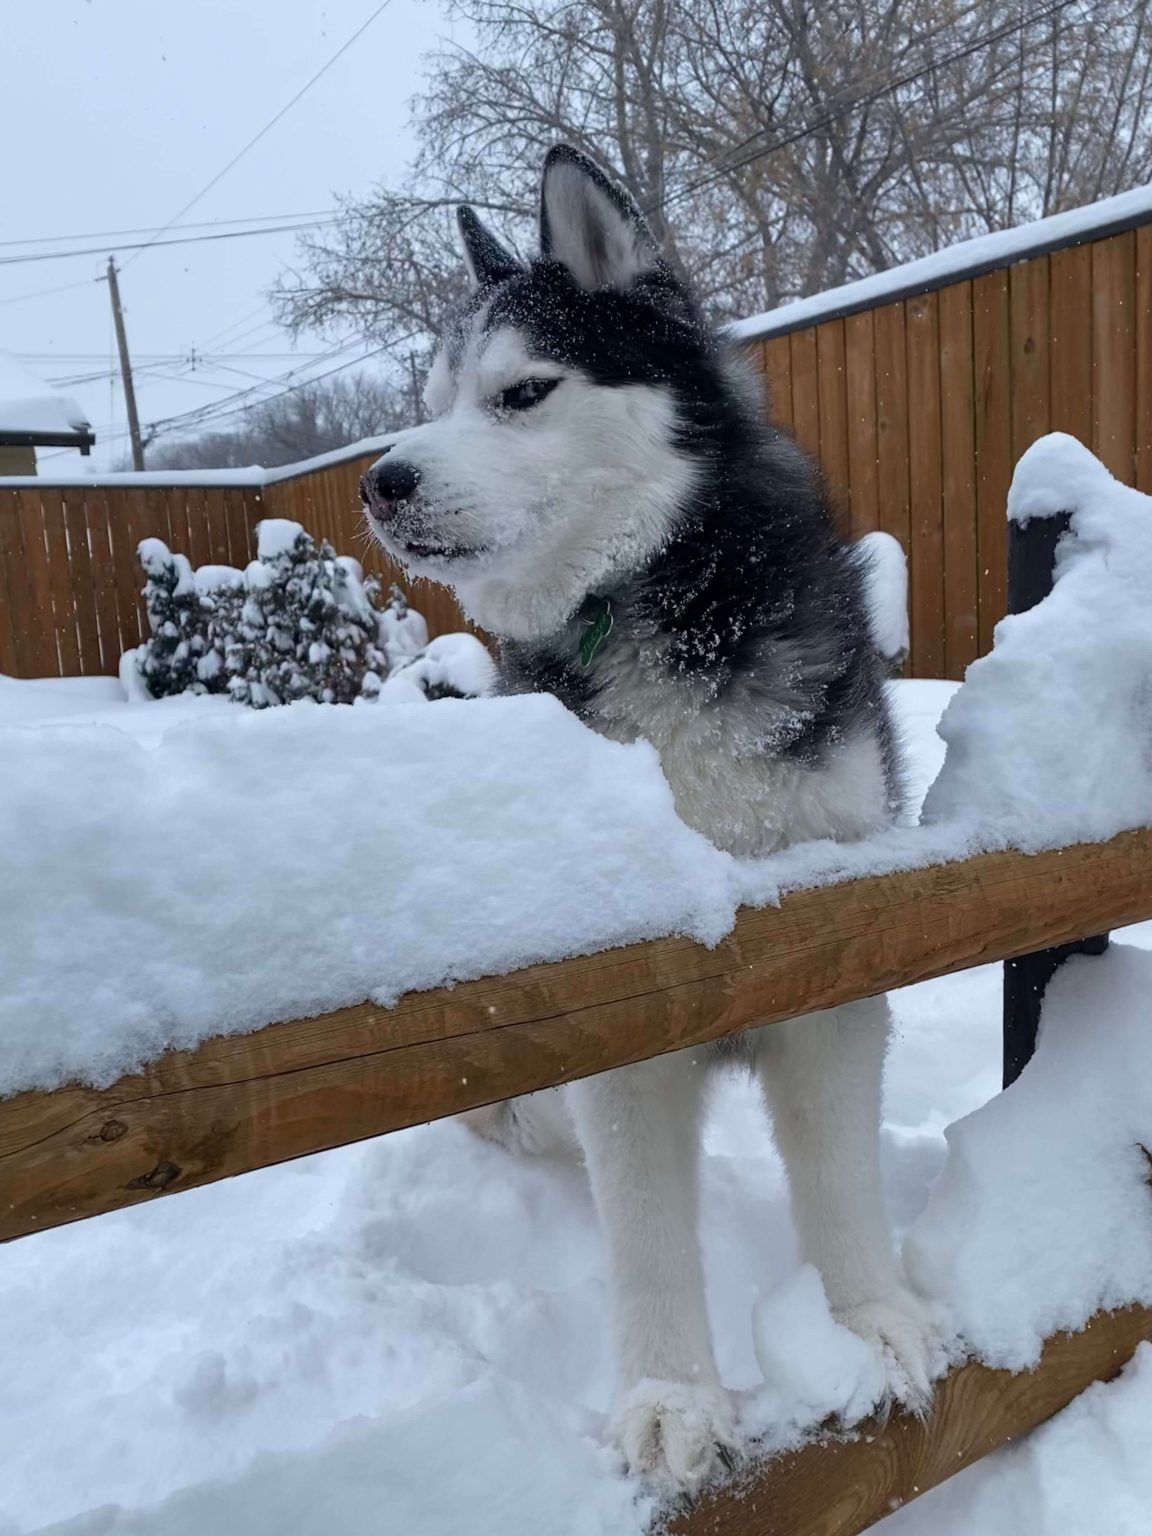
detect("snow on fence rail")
[3,829,1151,1243]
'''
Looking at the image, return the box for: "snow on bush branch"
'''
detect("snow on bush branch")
[127,518,495,708]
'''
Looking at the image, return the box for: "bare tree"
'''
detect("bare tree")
[272,0,1152,356]
[145,371,413,470]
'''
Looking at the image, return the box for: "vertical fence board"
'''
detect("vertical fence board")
[938,282,979,679]
[1135,226,1152,496]
[1049,243,1093,445]
[873,303,911,624]
[62,487,102,675]
[40,488,81,677]
[973,270,1012,654]
[224,487,252,567]
[1092,231,1136,482]
[0,495,27,675]
[108,491,146,658]
[844,310,879,536]
[762,337,793,430]
[15,491,58,677]
[1010,255,1051,462]
[906,293,945,678]
[816,320,850,525]
[84,487,121,666]
[789,328,821,460]
[202,489,233,571]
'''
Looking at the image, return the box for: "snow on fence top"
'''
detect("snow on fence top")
[0,430,400,489]
[728,182,1152,343]
[0,352,91,439]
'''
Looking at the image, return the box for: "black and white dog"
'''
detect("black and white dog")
[362,145,940,1493]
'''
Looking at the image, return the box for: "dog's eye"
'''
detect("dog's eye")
[497,377,560,413]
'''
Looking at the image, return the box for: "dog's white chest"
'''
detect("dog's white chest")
[585,632,891,857]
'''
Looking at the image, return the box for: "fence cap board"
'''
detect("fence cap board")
[728,182,1152,344]
[0,433,401,491]
[2,827,1150,1245]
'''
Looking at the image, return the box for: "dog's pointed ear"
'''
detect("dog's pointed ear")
[539,145,660,290]
[456,206,521,290]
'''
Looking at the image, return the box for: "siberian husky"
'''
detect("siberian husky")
[362,144,940,1494]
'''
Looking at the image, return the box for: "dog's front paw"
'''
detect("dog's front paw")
[615,1378,740,1495]
[834,1289,946,1413]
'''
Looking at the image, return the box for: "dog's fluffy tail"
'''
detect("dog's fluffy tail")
[460,1088,580,1157]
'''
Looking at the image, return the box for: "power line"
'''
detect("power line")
[0,275,104,308]
[146,339,374,434]
[0,210,335,251]
[122,0,395,270]
[148,337,407,439]
[0,220,337,269]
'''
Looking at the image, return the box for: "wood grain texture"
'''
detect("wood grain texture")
[1092,231,1136,482]
[667,1304,1152,1536]
[972,270,1012,655]
[1009,255,1051,463]
[816,320,849,522]
[1049,243,1094,445]
[905,294,944,678]
[761,337,794,430]
[938,282,978,679]
[844,310,879,536]
[789,328,821,460]
[873,303,911,568]
[4,830,1151,1244]
[1136,225,1152,496]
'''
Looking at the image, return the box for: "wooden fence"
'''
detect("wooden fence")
[747,216,1152,678]
[2,198,1151,683]
[0,451,472,681]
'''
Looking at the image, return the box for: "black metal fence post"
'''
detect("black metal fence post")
[1001,509,1109,1089]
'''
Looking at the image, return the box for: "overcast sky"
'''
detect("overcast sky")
[3,0,465,468]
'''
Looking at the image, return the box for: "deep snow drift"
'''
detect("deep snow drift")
[2,681,1151,1536]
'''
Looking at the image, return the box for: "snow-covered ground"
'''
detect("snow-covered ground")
[2,672,1150,1536]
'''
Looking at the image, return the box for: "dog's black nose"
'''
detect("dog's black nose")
[362,458,421,513]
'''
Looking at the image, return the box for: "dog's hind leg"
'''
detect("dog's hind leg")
[754,996,943,1410]
[459,1088,580,1156]
[568,1049,737,1493]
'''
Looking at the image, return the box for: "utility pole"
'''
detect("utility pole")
[106,257,145,470]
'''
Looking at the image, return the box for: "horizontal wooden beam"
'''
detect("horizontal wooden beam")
[2,829,1150,1242]
[668,1303,1152,1536]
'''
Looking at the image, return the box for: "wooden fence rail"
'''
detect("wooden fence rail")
[4,827,1150,1243]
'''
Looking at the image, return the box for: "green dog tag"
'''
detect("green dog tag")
[579,598,614,667]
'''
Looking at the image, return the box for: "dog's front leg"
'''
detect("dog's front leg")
[755,996,943,1408]
[568,1050,736,1492]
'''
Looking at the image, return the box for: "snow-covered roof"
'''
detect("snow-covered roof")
[0,353,92,442]
[728,181,1152,343]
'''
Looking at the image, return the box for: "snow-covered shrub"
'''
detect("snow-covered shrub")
[135,540,207,699]
[128,520,479,709]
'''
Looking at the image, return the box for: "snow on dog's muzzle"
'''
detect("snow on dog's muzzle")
[360,457,422,528]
